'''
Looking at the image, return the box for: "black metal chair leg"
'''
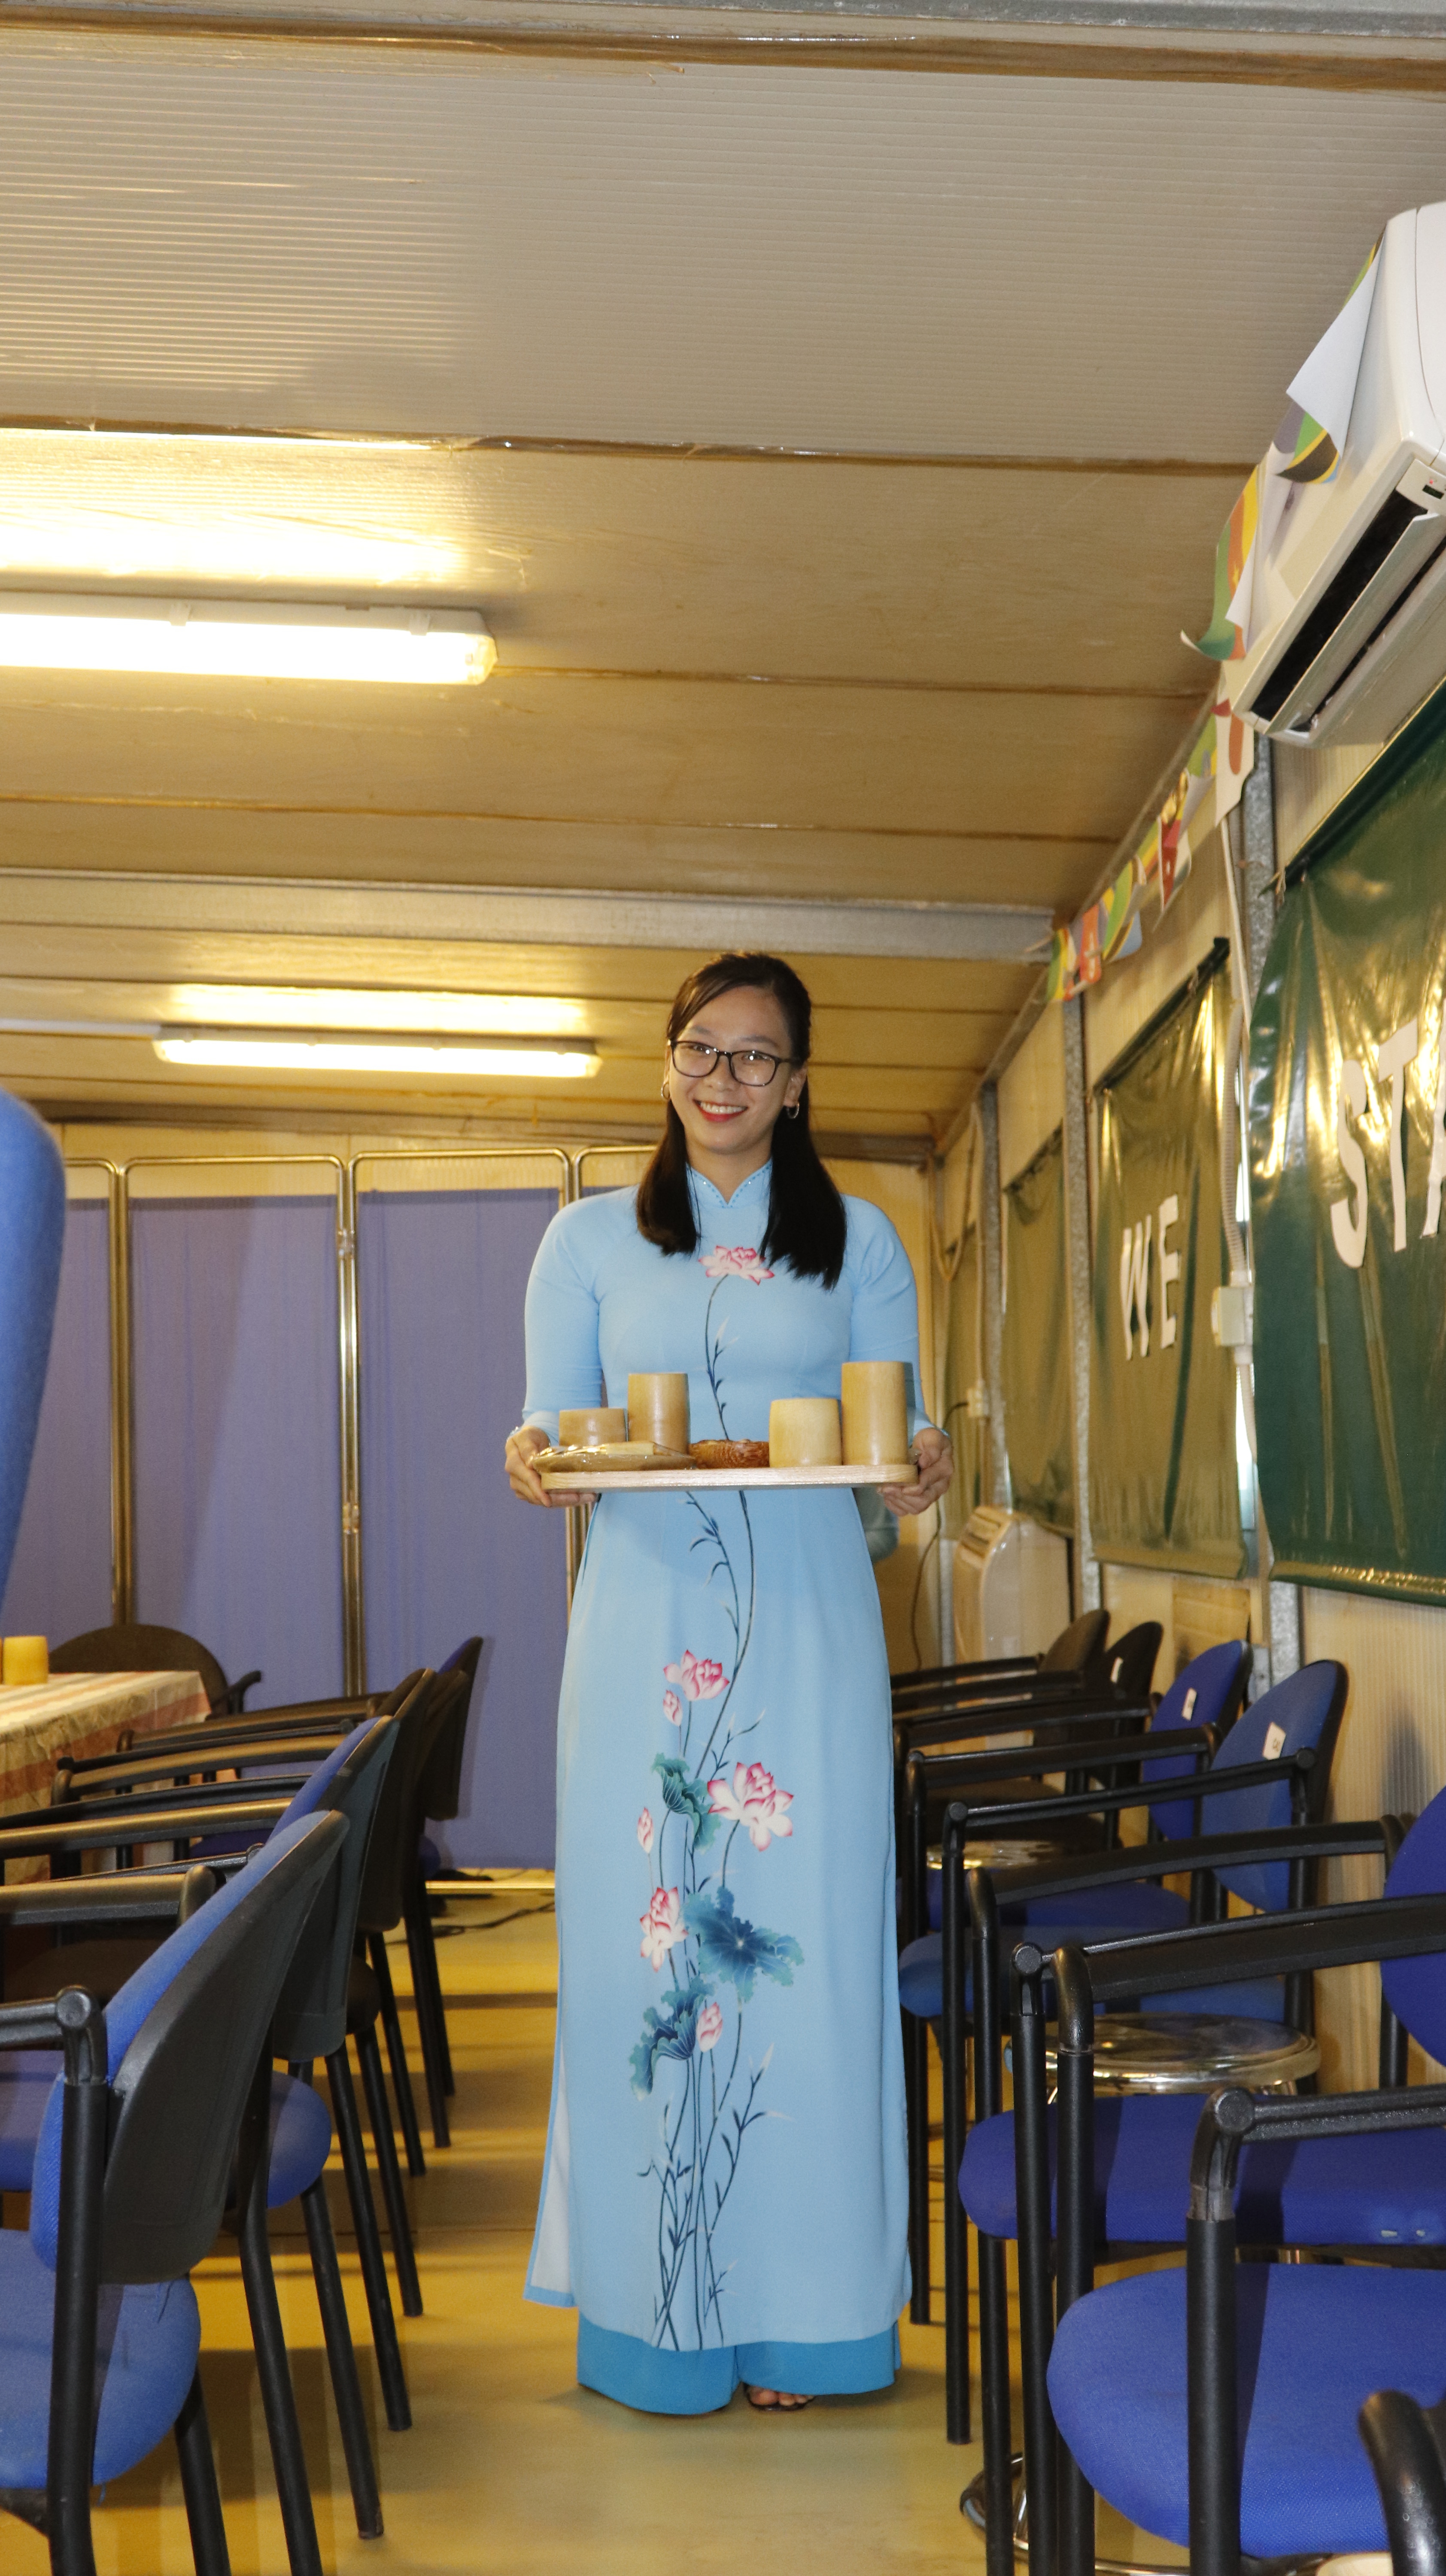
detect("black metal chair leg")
[325,2043,412,2433]
[978,2232,1015,2576]
[355,2021,424,2318]
[418,1887,455,2096]
[403,1896,451,2150]
[300,2175,384,2539]
[174,2369,232,2576]
[237,2129,323,2576]
[905,2008,932,2322]
[367,1934,426,2179]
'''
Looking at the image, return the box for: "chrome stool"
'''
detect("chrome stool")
[965,2013,1319,2570]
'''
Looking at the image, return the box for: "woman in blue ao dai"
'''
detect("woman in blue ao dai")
[505,955,953,2415]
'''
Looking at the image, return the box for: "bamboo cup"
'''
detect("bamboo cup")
[559,1407,629,1448]
[768,1397,843,1468]
[841,1361,910,1466]
[627,1373,690,1452]
[1,1635,48,1687]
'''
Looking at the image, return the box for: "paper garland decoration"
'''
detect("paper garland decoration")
[1046,696,1254,1001]
[1196,238,1381,668]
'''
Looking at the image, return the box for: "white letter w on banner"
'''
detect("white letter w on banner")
[1119,1216,1153,1358]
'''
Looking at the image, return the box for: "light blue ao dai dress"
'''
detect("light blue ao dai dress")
[522,1162,924,2412]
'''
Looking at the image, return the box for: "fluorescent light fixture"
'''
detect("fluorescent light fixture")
[161,986,592,1037]
[0,594,494,685]
[153,1033,599,1079]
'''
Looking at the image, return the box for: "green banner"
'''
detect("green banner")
[1249,693,1446,1600]
[1002,1130,1074,1534]
[1090,952,1246,1577]
[939,1227,985,1539]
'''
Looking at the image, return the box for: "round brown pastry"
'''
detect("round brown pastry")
[688,1439,772,1470]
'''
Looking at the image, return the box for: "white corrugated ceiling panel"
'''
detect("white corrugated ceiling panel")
[3,38,1446,455]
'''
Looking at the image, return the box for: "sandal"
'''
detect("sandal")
[744,2386,813,2412]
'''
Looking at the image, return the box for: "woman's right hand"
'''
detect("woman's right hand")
[505,1424,593,1507]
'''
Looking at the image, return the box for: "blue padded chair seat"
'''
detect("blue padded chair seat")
[963,2099,1446,2246]
[0,2058,330,2211]
[1138,1978,1285,2019]
[0,2229,200,2489]
[1003,1883,1188,1935]
[0,2050,63,2193]
[1048,2263,1446,2558]
[920,1873,1190,1937]
[267,2073,332,2204]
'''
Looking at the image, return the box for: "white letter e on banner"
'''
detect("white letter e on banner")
[1331,1059,1369,1270]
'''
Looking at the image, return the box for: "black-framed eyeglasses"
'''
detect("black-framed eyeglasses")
[669,1040,790,1088]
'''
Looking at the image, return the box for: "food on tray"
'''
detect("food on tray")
[688,1440,772,1470]
[534,1440,693,1475]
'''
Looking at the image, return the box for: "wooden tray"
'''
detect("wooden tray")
[540,1461,918,1492]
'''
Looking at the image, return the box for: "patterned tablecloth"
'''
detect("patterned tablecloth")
[0,1669,208,1821]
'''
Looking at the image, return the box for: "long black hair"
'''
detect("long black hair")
[635,953,847,1287]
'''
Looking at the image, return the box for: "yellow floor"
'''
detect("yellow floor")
[11,1898,1172,2575]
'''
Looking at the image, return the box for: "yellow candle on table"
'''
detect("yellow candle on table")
[1,1635,49,1687]
[768,1397,843,1468]
[840,1361,910,1466]
[627,1373,690,1452]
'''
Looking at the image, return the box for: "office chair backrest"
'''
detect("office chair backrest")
[355,1670,452,1934]
[1039,1610,1110,1675]
[1141,1638,1255,1836]
[271,1713,399,2061]
[418,1635,483,1826]
[1380,1787,1446,2065]
[1102,1622,1163,1698]
[51,1622,230,1710]
[30,1810,345,2284]
[1201,1659,1349,1910]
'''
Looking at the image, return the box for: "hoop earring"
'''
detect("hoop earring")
[785,1101,801,1121]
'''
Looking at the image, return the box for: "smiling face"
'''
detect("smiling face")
[665,981,808,1182]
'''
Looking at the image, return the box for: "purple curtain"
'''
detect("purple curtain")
[1,1197,112,1643]
[131,1196,344,1703]
[358,1187,566,1867]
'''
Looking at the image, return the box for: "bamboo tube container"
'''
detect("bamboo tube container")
[768,1397,842,1467]
[627,1373,690,1452]
[559,1407,628,1447]
[840,1361,910,1466]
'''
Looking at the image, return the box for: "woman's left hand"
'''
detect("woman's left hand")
[880,1424,953,1519]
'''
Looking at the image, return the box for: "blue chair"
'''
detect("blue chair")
[1021,1798,1446,2576]
[895,1649,1205,2342]
[0,1807,342,2576]
[0,1710,413,2561]
[959,1808,1394,2572]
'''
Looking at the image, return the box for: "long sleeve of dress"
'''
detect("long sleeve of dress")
[845,1199,936,1437]
[521,1206,606,1442]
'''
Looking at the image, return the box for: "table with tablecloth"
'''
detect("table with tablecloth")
[0,1669,208,1824]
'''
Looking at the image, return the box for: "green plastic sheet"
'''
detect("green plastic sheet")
[1249,690,1446,1600]
[1002,1130,1074,1534]
[1090,954,1245,1577]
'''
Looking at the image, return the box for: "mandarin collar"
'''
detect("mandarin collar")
[688,1160,772,1216]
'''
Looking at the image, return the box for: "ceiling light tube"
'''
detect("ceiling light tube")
[153,1033,598,1078]
[0,594,495,685]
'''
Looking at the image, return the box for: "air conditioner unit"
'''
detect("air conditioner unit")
[953,1506,1069,1664]
[1231,204,1446,749]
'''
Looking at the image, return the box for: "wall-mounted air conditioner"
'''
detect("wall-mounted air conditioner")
[953,1505,1070,1664]
[1231,204,1446,749]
